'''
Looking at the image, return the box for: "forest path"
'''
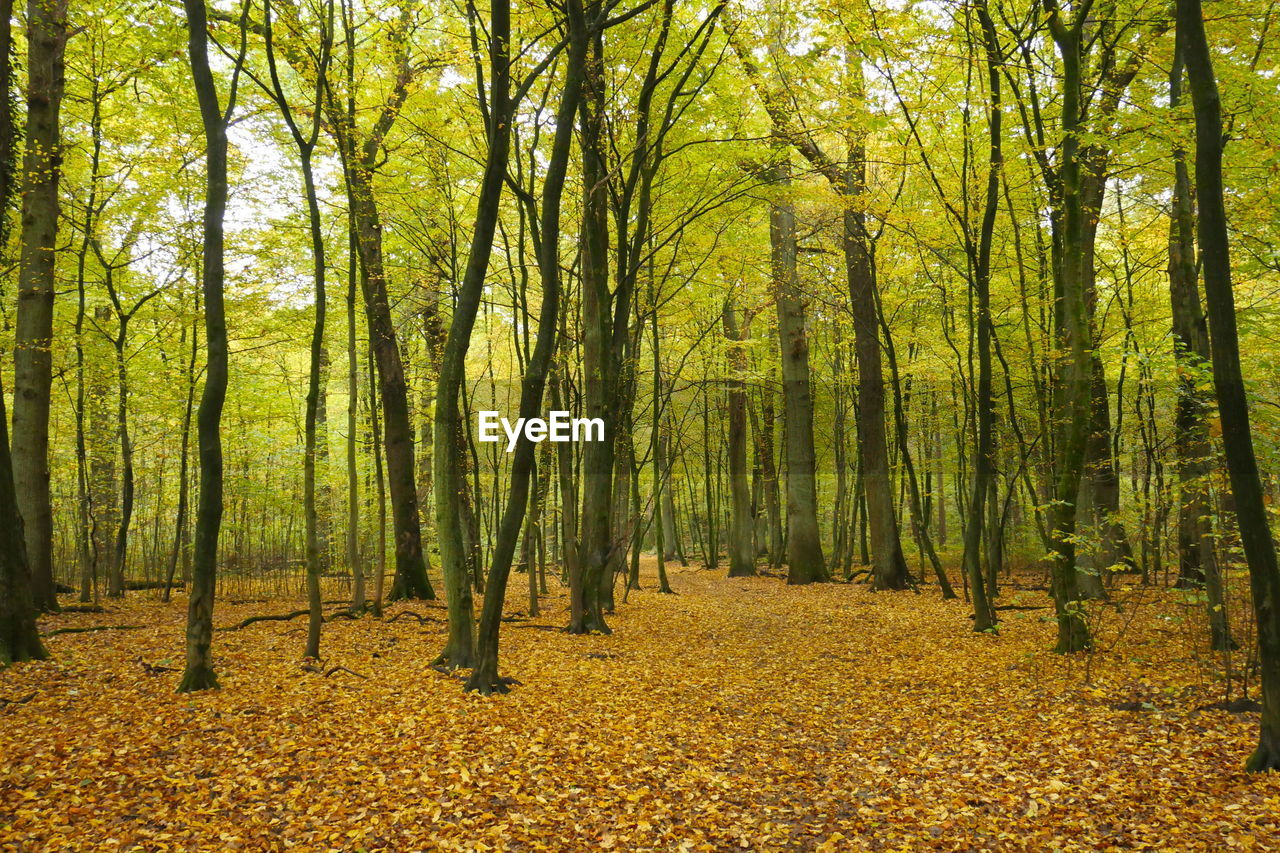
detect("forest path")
[1,560,1277,850]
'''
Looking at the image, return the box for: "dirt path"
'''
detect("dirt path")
[2,561,1277,850]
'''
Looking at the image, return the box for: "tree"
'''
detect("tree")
[0,0,45,668]
[259,0,334,659]
[324,3,435,603]
[723,298,755,578]
[433,0,520,671]
[467,0,589,691]
[0,380,44,667]
[1177,0,1280,773]
[1166,24,1231,650]
[1042,0,1095,653]
[177,0,245,693]
[11,0,69,613]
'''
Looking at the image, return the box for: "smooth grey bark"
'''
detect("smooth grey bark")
[767,154,827,584]
[11,0,68,612]
[0,0,45,667]
[723,300,755,578]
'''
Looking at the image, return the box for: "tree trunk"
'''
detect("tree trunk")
[756,377,783,567]
[1177,0,1280,771]
[1045,7,1093,654]
[770,154,827,584]
[571,29,618,633]
[962,0,1002,629]
[723,300,755,577]
[178,0,235,692]
[164,291,198,603]
[1167,27,1232,650]
[435,0,524,669]
[467,0,586,692]
[0,383,44,666]
[11,0,68,612]
[110,331,133,596]
[0,0,45,666]
[344,163,433,602]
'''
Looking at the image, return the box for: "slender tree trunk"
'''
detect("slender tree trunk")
[345,169,433,602]
[756,377,783,567]
[178,0,237,692]
[299,148,327,658]
[1177,0,1280,771]
[962,0,1002,629]
[368,350,387,615]
[723,300,755,577]
[110,332,133,596]
[346,218,364,613]
[1167,28,1232,650]
[572,28,618,633]
[883,314,953,598]
[843,128,907,592]
[467,0,587,691]
[164,291,198,603]
[327,25,433,601]
[435,0,521,668]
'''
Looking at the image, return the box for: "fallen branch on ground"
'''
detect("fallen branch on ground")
[386,610,444,624]
[43,625,142,637]
[137,657,177,675]
[223,610,309,631]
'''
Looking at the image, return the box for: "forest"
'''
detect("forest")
[3,0,1280,847]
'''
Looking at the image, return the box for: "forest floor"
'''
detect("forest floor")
[2,559,1278,851]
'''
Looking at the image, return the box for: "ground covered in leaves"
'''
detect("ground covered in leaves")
[2,560,1279,851]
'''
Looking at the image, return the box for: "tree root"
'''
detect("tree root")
[1246,729,1280,773]
[175,666,219,693]
[464,674,521,695]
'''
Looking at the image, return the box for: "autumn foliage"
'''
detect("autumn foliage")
[3,561,1278,850]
